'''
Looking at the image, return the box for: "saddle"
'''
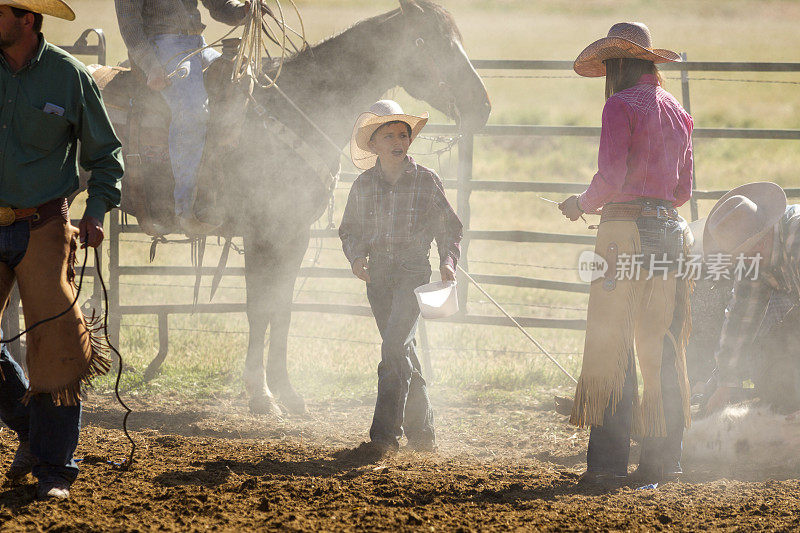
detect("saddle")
[89,52,340,239]
[88,58,249,237]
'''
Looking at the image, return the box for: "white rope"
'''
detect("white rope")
[457,264,579,384]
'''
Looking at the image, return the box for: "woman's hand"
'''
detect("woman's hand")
[559,195,584,222]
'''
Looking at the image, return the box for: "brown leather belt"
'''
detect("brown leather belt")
[600,201,678,223]
[0,198,68,227]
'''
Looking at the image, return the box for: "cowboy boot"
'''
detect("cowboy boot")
[5,441,37,481]
[36,479,70,500]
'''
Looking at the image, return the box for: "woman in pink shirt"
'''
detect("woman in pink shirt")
[559,22,694,489]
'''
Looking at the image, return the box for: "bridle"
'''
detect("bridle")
[413,36,461,127]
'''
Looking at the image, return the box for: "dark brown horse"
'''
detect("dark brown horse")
[114,0,490,414]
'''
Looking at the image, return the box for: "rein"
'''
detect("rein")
[414,36,460,125]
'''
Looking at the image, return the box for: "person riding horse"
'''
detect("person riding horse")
[114,0,255,235]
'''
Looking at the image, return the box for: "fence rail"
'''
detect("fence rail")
[104,54,800,372]
[4,30,798,374]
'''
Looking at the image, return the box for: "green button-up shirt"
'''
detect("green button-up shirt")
[0,36,123,220]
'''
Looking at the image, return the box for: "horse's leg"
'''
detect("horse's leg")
[265,230,310,415]
[243,232,282,416]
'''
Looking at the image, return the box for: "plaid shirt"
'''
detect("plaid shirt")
[115,0,246,75]
[339,157,462,269]
[716,205,800,385]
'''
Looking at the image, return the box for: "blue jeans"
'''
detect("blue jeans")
[366,254,435,446]
[0,221,81,484]
[153,34,221,216]
[0,344,81,483]
[587,335,684,477]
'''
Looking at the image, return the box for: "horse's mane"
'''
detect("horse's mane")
[280,1,461,69]
[405,0,463,42]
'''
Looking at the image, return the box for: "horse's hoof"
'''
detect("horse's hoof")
[248,395,283,417]
[280,391,307,415]
[271,385,306,414]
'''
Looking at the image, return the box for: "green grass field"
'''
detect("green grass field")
[33,1,800,404]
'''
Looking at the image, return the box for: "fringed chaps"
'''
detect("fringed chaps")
[570,220,692,438]
[8,217,110,405]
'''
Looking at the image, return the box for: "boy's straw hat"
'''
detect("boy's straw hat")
[704,182,786,255]
[573,22,681,77]
[0,0,75,20]
[350,100,428,170]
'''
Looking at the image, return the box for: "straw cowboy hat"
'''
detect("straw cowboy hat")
[350,100,428,170]
[0,0,75,20]
[574,22,681,77]
[704,182,787,255]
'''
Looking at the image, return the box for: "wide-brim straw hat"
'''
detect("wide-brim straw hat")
[574,22,681,77]
[704,182,786,256]
[0,0,75,20]
[350,100,428,170]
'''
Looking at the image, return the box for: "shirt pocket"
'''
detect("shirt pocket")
[16,103,71,162]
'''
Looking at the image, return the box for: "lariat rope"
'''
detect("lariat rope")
[457,265,578,384]
[0,247,136,470]
[165,0,308,87]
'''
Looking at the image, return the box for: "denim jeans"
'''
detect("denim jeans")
[366,254,435,447]
[0,221,81,484]
[0,344,81,483]
[153,34,221,217]
[586,335,684,477]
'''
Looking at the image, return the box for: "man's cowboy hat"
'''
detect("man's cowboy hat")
[350,100,428,170]
[688,218,706,257]
[574,22,681,77]
[0,0,75,21]
[704,182,787,255]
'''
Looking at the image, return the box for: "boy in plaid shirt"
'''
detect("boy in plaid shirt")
[339,100,462,453]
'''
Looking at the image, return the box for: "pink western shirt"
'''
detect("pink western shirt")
[577,74,694,214]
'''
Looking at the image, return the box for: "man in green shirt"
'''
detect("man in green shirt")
[0,0,124,501]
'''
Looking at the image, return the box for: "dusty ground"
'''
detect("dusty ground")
[2,391,800,531]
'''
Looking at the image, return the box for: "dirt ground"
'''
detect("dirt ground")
[3,391,800,531]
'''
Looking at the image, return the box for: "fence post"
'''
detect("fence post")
[680,52,699,222]
[108,209,121,350]
[456,133,474,315]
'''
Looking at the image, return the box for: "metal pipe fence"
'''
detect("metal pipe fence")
[4,31,800,372]
[104,55,800,373]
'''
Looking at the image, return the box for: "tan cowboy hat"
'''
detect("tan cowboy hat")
[350,100,428,170]
[574,22,681,77]
[704,182,787,256]
[0,0,75,20]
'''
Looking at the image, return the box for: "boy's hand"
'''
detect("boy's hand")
[440,264,456,282]
[352,257,370,283]
[558,195,584,222]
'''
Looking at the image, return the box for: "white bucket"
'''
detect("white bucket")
[414,281,459,319]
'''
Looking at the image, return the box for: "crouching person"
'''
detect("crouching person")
[339,101,462,453]
[702,183,800,414]
[560,23,694,488]
[0,0,124,500]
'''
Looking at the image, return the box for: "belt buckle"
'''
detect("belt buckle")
[0,207,15,226]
